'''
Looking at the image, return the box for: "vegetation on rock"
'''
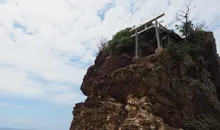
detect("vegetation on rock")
[164,40,204,62]
[161,3,207,62]
[175,3,206,39]
[71,4,220,129]
[98,27,134,56]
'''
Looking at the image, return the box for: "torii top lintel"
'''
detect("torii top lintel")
[129,13,165,58]
[130,13,165,32]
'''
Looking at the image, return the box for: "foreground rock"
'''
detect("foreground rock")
[70,32,220,130]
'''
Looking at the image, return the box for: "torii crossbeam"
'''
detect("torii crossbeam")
[130,13,165,58]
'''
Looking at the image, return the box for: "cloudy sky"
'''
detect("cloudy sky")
[0,0,219,130]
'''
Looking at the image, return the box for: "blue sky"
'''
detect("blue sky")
[0,0,220,130]
[0,97,74,130]
[97,0,116,20]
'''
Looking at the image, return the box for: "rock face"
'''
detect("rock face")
[70,32,220,130]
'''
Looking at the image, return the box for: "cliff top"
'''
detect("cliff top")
[70,7,220,130]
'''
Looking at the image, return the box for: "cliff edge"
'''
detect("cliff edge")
[70,31,220,130]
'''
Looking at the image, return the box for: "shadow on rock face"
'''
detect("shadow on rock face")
[70,32,220,130]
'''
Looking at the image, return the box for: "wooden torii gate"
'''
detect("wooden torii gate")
[130,13,165,58]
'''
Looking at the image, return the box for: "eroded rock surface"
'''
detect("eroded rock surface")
[70,32,220,130]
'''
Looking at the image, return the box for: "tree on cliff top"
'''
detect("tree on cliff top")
[163,3,208,61]
[175,3,207,39]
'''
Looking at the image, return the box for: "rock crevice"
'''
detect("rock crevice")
[70,32,220,130]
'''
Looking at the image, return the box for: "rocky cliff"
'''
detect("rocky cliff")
[70,31,220,130]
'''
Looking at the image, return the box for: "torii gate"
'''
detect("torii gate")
[130,13,165,58]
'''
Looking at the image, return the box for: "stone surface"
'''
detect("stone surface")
[70,32,220,130]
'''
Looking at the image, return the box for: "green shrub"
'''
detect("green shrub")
[108,27,134,55]
[165,41,203,61]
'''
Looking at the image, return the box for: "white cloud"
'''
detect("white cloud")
[0,102,28,109]
[0,66,43,96]
[0,0,220,104]
[0,1,219,130]
[0,65,85,104]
